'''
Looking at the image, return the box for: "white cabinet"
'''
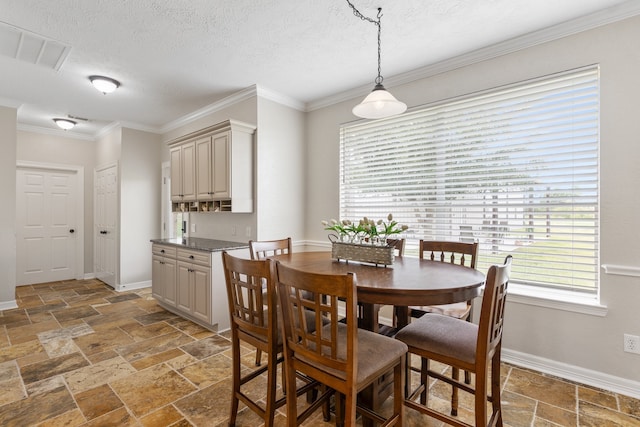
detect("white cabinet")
[169,120,255,213]
[176,248,211,324]
[170,141,196,202]
[152,244,177,306]
[151,243,244,332]
[195,136,213,200]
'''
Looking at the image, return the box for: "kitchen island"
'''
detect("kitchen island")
[150,237,249,332]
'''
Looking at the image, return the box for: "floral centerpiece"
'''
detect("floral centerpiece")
[322,214,408,265]
[322,214,408,245]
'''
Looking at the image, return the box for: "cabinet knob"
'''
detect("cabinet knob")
[189,255,195,259]
[160,249,165,253]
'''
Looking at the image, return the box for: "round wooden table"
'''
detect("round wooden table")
[271,251,485,330]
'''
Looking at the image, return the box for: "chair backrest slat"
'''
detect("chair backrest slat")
[276,262,357,381]
[249,237,292,260]
[222,252,278,345]
[419,240,478,269]
[477,255,512,361]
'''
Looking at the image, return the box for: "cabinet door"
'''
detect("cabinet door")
[151,255,164,302]
[195,136,212,200]
[176,262,192,312]
[191,264,211,323]
[212,131,230,198]
[163,257,177,307]
[181,142,197,201]
[170,147,182,200]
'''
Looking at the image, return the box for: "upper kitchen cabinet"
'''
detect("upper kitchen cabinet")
[169,119,255,213]
[170,140,196,202]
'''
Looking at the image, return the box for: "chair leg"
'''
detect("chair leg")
[420,357,428,405]
[344,391,357,427]
[451,367,460,416]
[335,393,345,427]
[475,365,488,427]
[255,348,262,366]
[229,334,241,427]
[394,357,405,426]
[264,349,278,427]
[284,355,299,427]
[491,352,504,427]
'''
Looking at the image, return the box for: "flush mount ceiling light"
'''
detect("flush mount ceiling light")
[89,75,120,94]
[346,1,407,120]
[53,118,76,130]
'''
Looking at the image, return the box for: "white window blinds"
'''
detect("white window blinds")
[339,66,600,294]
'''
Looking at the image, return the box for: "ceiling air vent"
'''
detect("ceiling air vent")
[0,20,71,71]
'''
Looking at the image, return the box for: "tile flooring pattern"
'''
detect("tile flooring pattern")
[0,279,639,426]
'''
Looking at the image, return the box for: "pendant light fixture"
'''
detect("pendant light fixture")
[347,1,406,120]
[89,75,120,94]
[53,118,76,130]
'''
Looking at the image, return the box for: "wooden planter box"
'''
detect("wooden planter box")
[331,241,394,266]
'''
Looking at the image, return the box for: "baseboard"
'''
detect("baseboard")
[83,273,96,280]
[0,300,18,311]
[115,280,151,292]
[502,348,640,399]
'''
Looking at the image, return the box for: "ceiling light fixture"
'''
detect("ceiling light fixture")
[89,75,120,94]
[53,118,76,130]
[347,1,407,120]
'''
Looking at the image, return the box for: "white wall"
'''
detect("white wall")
[306,15,640,386]
[16,131,96,274]
[119,128,162,287]
[255,97,306,241]
[0,106,17,307]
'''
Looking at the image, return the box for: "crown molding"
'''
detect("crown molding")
[307,0,640,111]
[256,85,306,111]
[117,120,162,134]
[160,86,258,133]
[94,121,121,140]
[17,123,95,141]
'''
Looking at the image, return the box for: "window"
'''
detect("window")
[339,66,600,295]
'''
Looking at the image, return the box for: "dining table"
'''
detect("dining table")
[270,250,486,426]
[271,250,485,331]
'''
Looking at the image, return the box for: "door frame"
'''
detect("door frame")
[16,160,85,281]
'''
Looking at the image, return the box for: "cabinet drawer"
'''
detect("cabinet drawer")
[153,244,177,258]
[177,248,211,266]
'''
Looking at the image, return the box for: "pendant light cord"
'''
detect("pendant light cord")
[346,1,384,85]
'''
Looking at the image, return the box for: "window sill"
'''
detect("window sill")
[507,283,607,317]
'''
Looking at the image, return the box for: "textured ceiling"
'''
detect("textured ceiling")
[0,0,638,138]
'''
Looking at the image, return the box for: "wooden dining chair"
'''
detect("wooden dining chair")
[412,240,479,321]
[276,262,407,427]
[248,237,292,366]
[249,237,292,260]
[395,255,512,427]
[222,252,316,427]
[386,238,405,256]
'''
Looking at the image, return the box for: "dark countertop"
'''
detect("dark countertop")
[151,237,249,252]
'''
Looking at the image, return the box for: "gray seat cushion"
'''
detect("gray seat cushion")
[301,323,408,386]
[395,313,478,365]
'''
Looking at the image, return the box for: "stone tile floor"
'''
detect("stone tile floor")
[0,279,639,426]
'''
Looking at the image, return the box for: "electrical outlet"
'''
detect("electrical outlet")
[231,226,237,236]
[191,223,196,233]
[624,334,640,354]
[245,226,251,237]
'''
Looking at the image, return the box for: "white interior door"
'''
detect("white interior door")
[16,167,78,285]
[95,164,118,287]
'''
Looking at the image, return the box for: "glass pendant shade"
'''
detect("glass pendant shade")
[53,118,76,130]
[352,84,407,119]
